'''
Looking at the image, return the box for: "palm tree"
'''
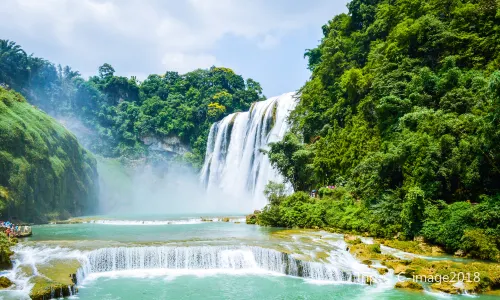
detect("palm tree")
[0,39,28,88]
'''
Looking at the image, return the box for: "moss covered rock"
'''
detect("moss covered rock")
[344,234,359,243]
[246,213,258,224]
[382,257,500,294]
[379,239,444,256]
[395,280,424,291]
[0,232,14,270]
[348,239,500,295]
[0,276,12,288]
[27,258,80,299]
[0,87,98,223]
[349,243,384,263]
[29,276,75,300]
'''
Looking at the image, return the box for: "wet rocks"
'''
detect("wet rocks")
[29,279,76,300]
[0,276,13,288]
[395,280,424,290]
[343,234,359,243]
[27,259,81,299]
[379,239,444,256]
[349,242,383,263]
[246,212,257,225]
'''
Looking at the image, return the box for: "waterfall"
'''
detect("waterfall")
[200,92,297,209]
[76,245,373,284]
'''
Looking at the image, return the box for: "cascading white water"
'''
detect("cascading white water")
[200,92,297,209]
[6,243,386,299]
[75,245,372,284]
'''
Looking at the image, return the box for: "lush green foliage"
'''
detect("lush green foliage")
[0,88,98,222]
[0,41,264,167]
[259,185,403,237]
[266,0,500,260]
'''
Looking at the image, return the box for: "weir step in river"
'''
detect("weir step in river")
[75,245,376,285]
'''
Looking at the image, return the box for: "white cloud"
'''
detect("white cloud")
[161,52,219,73]
[0,0,348,78]
[258,34,280,49]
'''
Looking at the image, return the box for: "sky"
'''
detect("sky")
[0,0,349,97]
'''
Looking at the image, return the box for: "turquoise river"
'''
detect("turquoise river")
[0,215,497,300]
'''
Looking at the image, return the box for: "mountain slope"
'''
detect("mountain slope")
[0,87,98,223]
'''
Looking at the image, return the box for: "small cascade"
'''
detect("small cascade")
[76,245,373,284]
[5,243,387,300]
[86,217,246,226]
[200,92,297,209]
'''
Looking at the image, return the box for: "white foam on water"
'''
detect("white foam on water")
[86,217,246,226]
[7,243,389,299]
[0,259,33,300]
[74,245,382,286]
[81,267,284,283]
[0,245,88,300]
[14,245,86,264]
[303,278,361,286]
[423,290,454,298]
[88,219,203,225]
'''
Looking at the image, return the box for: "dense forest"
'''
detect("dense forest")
[0,40,264,167]
[0,87,98,222]
[261,0,500,261]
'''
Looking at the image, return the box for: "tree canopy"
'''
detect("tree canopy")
[0,41,264,167]
[264,0,500,261]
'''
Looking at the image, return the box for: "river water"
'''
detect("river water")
[0,215,497,300]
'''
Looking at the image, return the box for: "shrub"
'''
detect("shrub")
[461,229,500,262]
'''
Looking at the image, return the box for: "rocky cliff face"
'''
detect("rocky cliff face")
[141,135,190,157]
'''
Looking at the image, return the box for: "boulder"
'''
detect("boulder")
[344,234,358,242]
[246,214,258,225]
[0,276,13,288]
[395,280,424,291]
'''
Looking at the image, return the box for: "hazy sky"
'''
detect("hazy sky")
[0,0,349,97]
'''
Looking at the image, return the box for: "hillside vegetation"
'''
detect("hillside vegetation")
[262,0,500,261]
[0,40,264,167]
[0,87,98,222]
